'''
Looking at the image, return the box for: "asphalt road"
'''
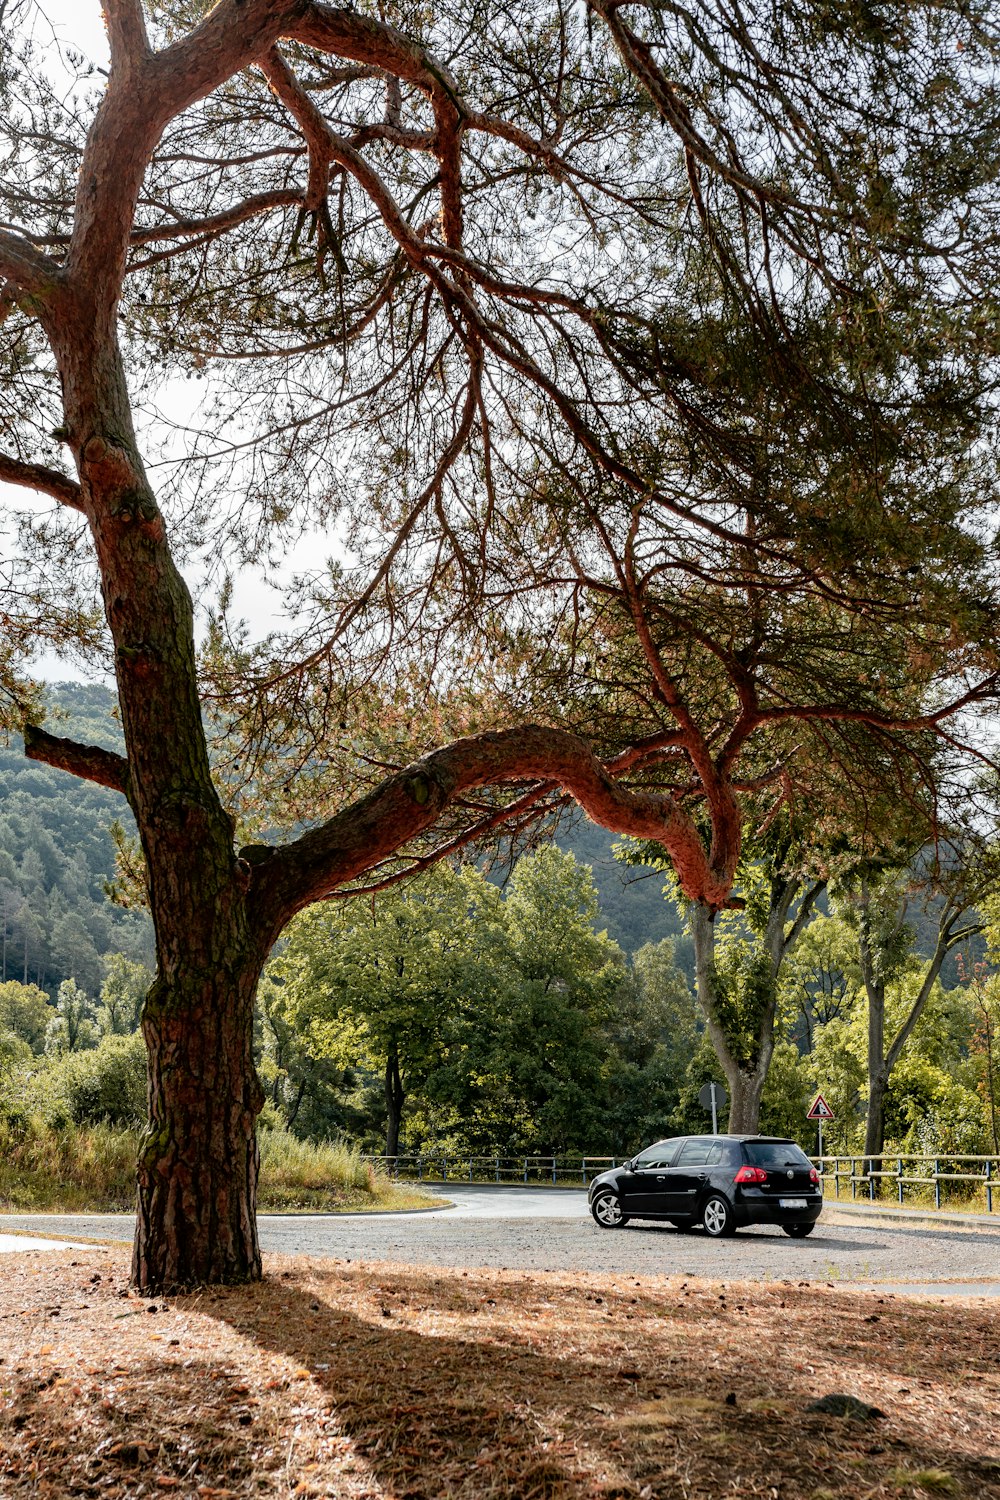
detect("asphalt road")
[2,1185,999,1290]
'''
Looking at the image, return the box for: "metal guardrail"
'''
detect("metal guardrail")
[363,1154,619,1185]
[365,1150,1000,1211]
[817,1154,998,1213]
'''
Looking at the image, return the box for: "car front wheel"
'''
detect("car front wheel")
[701,1193,735,1238]
[591,1191,628,1229]
[782,1222,815,1238]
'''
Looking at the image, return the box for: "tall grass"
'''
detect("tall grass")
[258,1128,406,1210]
[0,1119,427,1214]
[0,1116,137,1211]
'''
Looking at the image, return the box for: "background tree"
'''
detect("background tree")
[0,979,52,1055]
[270,848,674,1157]
[845,868,984,1168]
[781,915,857,1055]
[97,953,153,1037]
[256,970,355,1138]
[477,848,628,1153]
[619,820,828,1129]
[596,938,699,1154]
[44,977,98,1056]
[2,0,1000,1289]
[273,864,505,1157]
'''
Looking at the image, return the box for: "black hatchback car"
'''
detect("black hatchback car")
[588,1134,822,1238]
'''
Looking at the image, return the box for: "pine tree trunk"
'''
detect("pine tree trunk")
[132,955,266,1293]
[43,318,276,1292]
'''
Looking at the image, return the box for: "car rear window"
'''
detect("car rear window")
[744,1142,811,1168]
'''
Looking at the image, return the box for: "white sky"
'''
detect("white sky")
[31,0,108,64]
[6,1,333,685]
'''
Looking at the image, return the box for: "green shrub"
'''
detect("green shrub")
[258,1126,394,1205]
[5,1032,146,1128]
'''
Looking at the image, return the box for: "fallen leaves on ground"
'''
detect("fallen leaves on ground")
[0,1247,998,1498]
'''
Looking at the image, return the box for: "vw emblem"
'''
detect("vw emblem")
[786,1169,794,1179]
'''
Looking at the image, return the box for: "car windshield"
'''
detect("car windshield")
[745,1142,811,1168]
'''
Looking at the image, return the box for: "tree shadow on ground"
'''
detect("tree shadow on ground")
[202,1259,1000,1499]
[2,1255,999,1498]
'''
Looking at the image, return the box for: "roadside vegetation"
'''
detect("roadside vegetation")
[2,822,999,1212]
[0,1118,433,1215]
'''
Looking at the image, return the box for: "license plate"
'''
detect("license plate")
[779,1198,807,1209]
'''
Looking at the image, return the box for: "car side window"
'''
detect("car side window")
[676,1139,712,1166]
[633,1141,679,1170]
[704,1142,723,1166]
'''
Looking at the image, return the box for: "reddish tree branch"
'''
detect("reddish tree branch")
[0,453,85,512]
[0,229,57,294]
[251,724,732,938]
[24,723,131,796]
[102,0,150,67]
[261,48,335,214]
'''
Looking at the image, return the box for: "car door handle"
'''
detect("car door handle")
[695,1173,706,1181]
[655,1175,665,1181]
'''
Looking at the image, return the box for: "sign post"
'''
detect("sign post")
[806,1091,835,1160]
[698,1081,728,1134]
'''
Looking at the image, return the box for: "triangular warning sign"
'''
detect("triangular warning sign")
[806,1092,835,1121]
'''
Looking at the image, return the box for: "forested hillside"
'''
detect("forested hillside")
[0,681,973,999]
[0,683,153,994]
[554,818,693,975]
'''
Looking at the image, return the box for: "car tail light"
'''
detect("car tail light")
[733,1165,768,1184]
[809,1167,820,1185]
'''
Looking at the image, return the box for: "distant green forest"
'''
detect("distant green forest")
[0,683,153,995]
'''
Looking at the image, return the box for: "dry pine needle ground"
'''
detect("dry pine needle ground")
[1,1246,998,1500]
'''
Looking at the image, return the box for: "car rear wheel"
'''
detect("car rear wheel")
[701,1193,735,1238]
[591,1191,628,1229]
[782,1222,815,1238]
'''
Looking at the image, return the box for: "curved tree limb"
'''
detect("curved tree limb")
[23,722,131,796]
[102,0,150,67]
[0,453,84,512]
[250,723,730,938]
[0,229,58,295]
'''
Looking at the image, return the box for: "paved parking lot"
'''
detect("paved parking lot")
[2,1185,999,1290]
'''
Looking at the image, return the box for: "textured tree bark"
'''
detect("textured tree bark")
[133,960,265,1292]
[862,1071,888,1174]
[859,878,887,1176]
[42,297,273,1291]
[726,1068,769,1134]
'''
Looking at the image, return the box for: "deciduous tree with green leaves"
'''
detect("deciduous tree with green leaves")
[271,863,504,1157]
[0,978,51,1054]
